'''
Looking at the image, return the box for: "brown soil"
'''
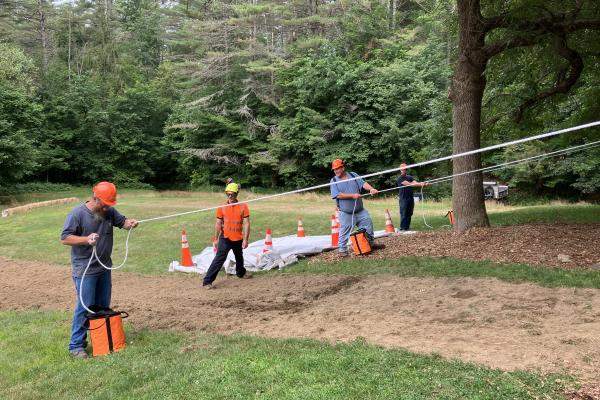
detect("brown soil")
[315,223,600,269]
[1,256,599,393]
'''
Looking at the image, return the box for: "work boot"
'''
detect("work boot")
[338,251,350,258]
[240,272,253,279]
[203,283,215,290]
[69,349,89,359]
[371,243,386,251]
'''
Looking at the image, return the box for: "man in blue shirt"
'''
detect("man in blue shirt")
[330,159,382,256]
[397,163,428,231]
[60,181,138,358]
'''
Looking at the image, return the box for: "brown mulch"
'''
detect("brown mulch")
[568,384,600,400]
[315,223,600,269]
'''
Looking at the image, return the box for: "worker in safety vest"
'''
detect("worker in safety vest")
[397,162,429,231]
[203,179,252,289]
[60,182,138,359]
[330,159,384,256]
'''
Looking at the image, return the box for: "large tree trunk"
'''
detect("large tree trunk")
[449,0,490,232]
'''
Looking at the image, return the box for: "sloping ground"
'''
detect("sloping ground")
[1,256,599,393]
[316,223,600,269]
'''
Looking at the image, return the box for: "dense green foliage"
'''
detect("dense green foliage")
[0,0,598,197]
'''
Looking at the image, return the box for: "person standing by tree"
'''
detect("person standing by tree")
[397,163,429,231]
[330,159,383,256]
[60,182,138,359]
[202,179,252,289]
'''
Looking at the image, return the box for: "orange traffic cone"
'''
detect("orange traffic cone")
[180,229,195,267]
[331,215,339,247]
[384,209,395,233]
[212,236,218,253]
[334,209,340,227]
[445,210,455,225]
[262,229,273,253]
[297,217,306,237]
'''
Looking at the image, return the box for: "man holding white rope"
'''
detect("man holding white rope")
[60,181,138,359]
[330,159,384,257]
[397,163,429,231]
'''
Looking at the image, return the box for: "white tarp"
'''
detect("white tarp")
[168,229,417,274]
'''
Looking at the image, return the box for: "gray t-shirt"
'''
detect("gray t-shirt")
[330,172,366,213]
[60,203,126,277]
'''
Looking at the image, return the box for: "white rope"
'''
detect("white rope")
[367,140,600,197]
[419,185,435,229]
[79,228,133,314]
[138,121,600,224]
[80,124,600,312]
[79,125,600,313]
[362,140,600,229]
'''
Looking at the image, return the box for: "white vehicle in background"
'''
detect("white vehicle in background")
[483,181,509,200]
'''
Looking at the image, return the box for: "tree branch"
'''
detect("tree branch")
[483,16,600,59]
[514,34,583,122]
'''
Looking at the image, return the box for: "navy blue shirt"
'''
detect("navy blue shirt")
[61,203,126,277]
[397,174,414,201]
[330,172,365,213]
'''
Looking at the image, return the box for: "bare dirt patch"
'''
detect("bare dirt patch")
[315,223,600,269]
[2,256,600,390]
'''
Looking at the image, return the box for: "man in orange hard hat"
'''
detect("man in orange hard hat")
[330,159,383,256]
[60,181,138,358]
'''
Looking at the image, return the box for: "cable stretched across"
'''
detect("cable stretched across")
[138,121,600,224]
[80,126,600,312]
[366,140,600,197]
[361,140,600,230]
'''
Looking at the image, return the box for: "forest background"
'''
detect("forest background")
[1,0,598,200]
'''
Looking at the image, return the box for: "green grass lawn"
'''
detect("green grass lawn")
[0,310,570,400]
[1,191,597,399]
[1,188,598,276]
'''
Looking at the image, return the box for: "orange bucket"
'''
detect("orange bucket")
[350,229,372,256]
[87,308,128,357]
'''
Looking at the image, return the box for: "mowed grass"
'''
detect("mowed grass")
[0,310,570,400]
[0,188,598,276]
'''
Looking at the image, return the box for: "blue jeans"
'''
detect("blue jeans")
[69,270,112,351]
[338,209,374,253]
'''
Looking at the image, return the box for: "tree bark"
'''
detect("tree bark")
[449,0,490,232]
[38,0,49,75]
[67,6,72,81]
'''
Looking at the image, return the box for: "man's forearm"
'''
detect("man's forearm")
[61,235,89,246]
[214,220,223,239]
[243,219,250,241]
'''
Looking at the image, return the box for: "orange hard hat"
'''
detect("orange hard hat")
[331,159,345,170]
[93,181,117,206]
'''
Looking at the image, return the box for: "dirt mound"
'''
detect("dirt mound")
[2,256,599,389]
[315,223,600,268]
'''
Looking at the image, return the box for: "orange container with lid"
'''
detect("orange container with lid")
[87,307,128,357]
[350,229,372,256]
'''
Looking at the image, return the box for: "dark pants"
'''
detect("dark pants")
[399,198,414,231]
[203,236,246,285]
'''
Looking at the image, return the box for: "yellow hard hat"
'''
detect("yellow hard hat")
[225,182,239,193]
